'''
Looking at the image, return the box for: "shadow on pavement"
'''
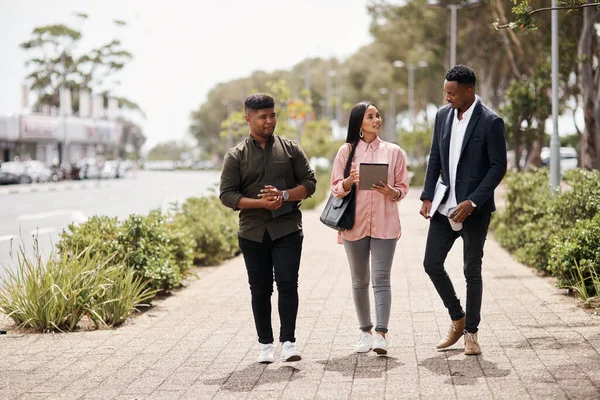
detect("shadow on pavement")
[420,352,511,385]
[202,364,301,392]
[316,353,403,378]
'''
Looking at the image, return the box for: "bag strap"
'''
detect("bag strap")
[343,142,354,178]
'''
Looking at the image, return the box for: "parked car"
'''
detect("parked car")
[0,162,33,185]
[24,160,53,183]
[540,146,578,175]
[78,158,103,180]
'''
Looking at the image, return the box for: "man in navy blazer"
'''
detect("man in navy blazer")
[419,65,507,355]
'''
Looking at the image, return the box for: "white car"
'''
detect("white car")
[24,160,53,183]
[540,147,578,174]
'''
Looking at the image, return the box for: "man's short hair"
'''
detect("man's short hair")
[445,65,476,87]
[244,93,274,112]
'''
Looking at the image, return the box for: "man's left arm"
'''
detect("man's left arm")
[286,144,316,201]
[468,116,507,207]
[450,116,507,223]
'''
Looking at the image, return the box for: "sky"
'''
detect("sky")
[0,0,374,149]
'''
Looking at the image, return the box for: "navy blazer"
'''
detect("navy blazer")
[420,100,507,215]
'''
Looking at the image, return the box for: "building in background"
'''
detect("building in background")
[0,88,144,165]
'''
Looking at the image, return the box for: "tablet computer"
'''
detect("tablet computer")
[358,163,389,190]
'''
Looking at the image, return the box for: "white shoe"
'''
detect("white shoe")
[355,332,373,353]
[257,343,275,364]
[373,333,388,355]
[280,341,302,362]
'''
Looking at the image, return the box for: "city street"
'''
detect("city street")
[0,170,221,273]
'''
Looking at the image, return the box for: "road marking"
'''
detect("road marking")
[71,211,88,224]
[17,210,70,221]
[17,209,86,222]
[0,235,15,243]
[29,228,55,236]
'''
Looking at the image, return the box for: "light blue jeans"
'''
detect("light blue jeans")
[342,236,397,333]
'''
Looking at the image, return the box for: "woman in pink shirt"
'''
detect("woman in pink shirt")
[330,101,409,355]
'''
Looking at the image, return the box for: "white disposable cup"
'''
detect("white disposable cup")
[447,207,463,231]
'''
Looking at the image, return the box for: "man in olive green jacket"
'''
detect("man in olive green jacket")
[219,93,316,364]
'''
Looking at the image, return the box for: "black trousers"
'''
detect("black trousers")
[238,230,303,344]
[423,212,491,333]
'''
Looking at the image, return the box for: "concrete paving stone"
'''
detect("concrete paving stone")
[314,383,352,398]
[454,382,494,399]
[100,367,145,387]
[121,376,166,395]
[556,379,600,398]
[245,391,282,400]
[17,394,58,400]
[0,387,28,400]
[145,390,185,399]
[25,375,75,394]
[112,395,148,400]
[349,388,384,399]
[212,392,251,400]
[486,377,530,397]
[526,383,569,400]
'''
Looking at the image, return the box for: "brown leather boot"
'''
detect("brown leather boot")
[464,331,481,355]
[436,316,466,349]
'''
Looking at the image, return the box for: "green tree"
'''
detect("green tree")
[217,79,314,157]
[20,13,141,116]
[146,141,191,161]
[300,119,342,161]
[496,0,600,170]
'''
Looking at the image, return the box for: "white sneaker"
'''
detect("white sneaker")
[373,333,388,355]
[257,343,275,364]
[355,332,373,353]
[280,341,302,362]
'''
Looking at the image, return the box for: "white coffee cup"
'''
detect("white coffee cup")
[447,207,463,231]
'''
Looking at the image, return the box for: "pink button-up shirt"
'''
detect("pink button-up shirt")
[331,137,409,243]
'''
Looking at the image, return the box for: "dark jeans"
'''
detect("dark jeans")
[238,230,303,344]
[423,212,491,333]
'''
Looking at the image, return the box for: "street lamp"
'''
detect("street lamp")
[427,0,481,67]
[550,0,560,191]
[326,69,337,121]
[393,60,428,126]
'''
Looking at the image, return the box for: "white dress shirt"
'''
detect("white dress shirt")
[439,96,479,216]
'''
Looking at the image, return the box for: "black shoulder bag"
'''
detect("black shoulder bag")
[319,143,356,231]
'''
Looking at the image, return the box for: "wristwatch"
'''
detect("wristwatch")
[469,200,477,208]
[281,190,289,201]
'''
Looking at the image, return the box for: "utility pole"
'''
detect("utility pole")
[550,0,561,192]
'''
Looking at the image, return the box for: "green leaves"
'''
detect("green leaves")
[492,168,600,284]
[20,18,139,116]
[0,242,155,332]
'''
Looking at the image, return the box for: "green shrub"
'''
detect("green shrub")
[58,209,194,291]
[408,164,426,187]
[116,209,185,290]
[556,169,600,222]
[170,196,239,266]
[93,266,157,327]
[163,220,195,278]
[56,216,120,260]
[492,169,555,270]
[0,243,154,332]
[492,168,600,274]
[548,213,600,296]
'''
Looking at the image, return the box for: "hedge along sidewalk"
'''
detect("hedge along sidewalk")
[491,169,600,306]
[1,188,599,399]
[0,195,240,333]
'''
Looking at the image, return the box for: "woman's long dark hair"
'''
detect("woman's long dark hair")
[343,101,375,177]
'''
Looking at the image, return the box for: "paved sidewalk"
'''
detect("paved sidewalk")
[1,189,599,399]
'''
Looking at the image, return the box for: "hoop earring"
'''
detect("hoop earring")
[359,129,364,138]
